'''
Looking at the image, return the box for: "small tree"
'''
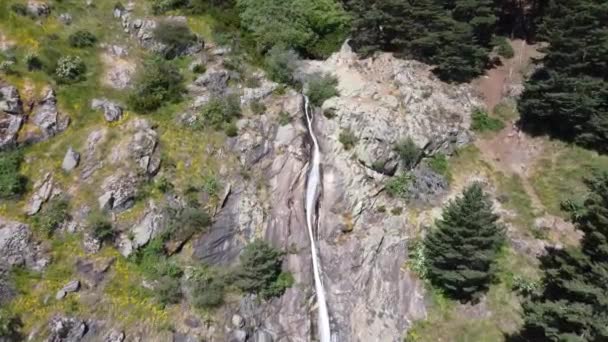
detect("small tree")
[55,55,87,84]
[264,45,299,84]
[235,240,290,298]
[424,182,505,301]
[198,94,241,130]
[128,58,185,112]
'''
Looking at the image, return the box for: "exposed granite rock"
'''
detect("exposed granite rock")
[131,201,165,250]
[127,119,161,175]
[30,88,70,141]
[46,316,87,342]
[407,166,448,203]
[55,279,80,300]
[104,329,125,342]
[59,13,72,25]
[27,0,51,17]
[80,128,107,180]
[91,98,123,122]
[0,84,24,149]
[75,257,114,288]
[26,172,60,215]
[241,77,278,105]
[98,172,139,212]
[0,217,46,270]
[62,147,80,171]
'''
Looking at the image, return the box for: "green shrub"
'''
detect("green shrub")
[190,267,226,308]
[10,4,28,16]
[261,272,294,299]
[338,129,357,150]
[391,207,403,215]
[385,173,412,198]
[128,58,185,113]
[427,154,450,178]
[153,20,197,59]
[224,121,238,137]
[150,0,189,14]
[250,100,266,115]
[0,61,17,75]
[323,108,336,119]
[278,111,291,126]
[192,63,206,74]
[164,207,211,242]
[394,138,421,170]
[407,240,428,279]
[0,150,26,199]
[32,198,70,237]
[235,240,289,298]
[199,94,241,130]
[0,309,22,341]
[306,73,339,106]
[156,176,174,193]
[471,107,505,132]
[68,30,97,48]
[156,276,182,306]
[264,45,299,84]
[25,53,43,71]
[494,36,515,59]
[201,175,221,196]
[55,55,87,83]
[87,213,114,241]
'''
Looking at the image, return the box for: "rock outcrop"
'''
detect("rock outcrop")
[91,98,123,122]
[62,147,80,171]
[0,84,24,149]
[26,172,61,215]
[29,88,70,142]
[0,217,46,270]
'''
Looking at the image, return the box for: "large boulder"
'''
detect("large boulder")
[46,316,87,342]
[30,88,70,141]
[91,99,123,122]
[0,84,24,149]
[26,172,61,215]
[27,0,51,17]
[98,172,139,212]
[0,217,44,269]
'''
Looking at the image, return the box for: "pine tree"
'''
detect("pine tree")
[516,173,608,341]
[518,0,608,152]
[424,182,505,301]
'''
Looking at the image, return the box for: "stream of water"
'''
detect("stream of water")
[304,95,332,342]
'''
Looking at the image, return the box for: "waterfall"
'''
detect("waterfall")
[303,95,332,342]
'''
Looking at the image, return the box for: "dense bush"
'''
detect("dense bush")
[0,309,22,341]
[0,150,26,199]
[10,4,28,16]
[87,212,114,241]
[306,73,339,106]
[153,20,197,59]
[164,207,211,243]
[68,30,97,48]
[128,58,185,112]
[426,154,450,178]
[494,37,514,59]
[471,107,505,132]
[55,55,87,83]
[338,129,357,150]
[235,240,292,298]
[394,138,421,170]
[385,173,412,198]
[190,267,227,308]
[156,276,182,306]
[25,53,43,71]
[249,100,266,115]
[264,45,299,84]
[198,94,241,130]
[32,198,70,237]
[237,0,350,58]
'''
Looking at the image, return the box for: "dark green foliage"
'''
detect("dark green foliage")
[32,198,70,237]
[25,53,43,71]
[394,138,421,170]
[236,0,350,58]
[153,20,197,59]
[424,183,505,301]
[261,271,294,299]
[338,129,357,150]
[0,150,26,199]
[385,173,412,198]
[306,73,339,106]
[235,240,290,298]
[198,94,241,130]
[518,0,608,152]
[164,207,211,243]
[224,121,238,137]
[0,309,22,341]
[87,213,114,241]
[264,45,299,85]
[192,63,206,74]
[68,30,97,48]
[156,276,182,306]
[10,4,28,16]
[150,0,189,14]
[278,111,291,126]
[348,0,494,82]
[516,173,608,341]
[128,58,185,113]
[471,107,505,132]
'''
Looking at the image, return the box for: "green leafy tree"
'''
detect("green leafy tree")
[515,173,608,341]
[153,20,197,59]
[424,182,505,301]
[306,73,339,106]
[518,0,608,152]
[68,30,97,48]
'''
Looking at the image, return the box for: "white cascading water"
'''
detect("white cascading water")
[303,95,332,342]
